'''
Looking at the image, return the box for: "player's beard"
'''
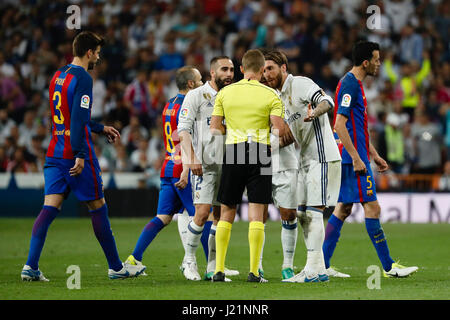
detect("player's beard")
[215,77,233,90]
[267,71,283,90]
[366,64,378,77]
[88,62,95,70]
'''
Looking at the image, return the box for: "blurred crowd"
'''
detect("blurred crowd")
[0,0,449,190]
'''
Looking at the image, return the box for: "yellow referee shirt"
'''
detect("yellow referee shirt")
[212,79,284,145]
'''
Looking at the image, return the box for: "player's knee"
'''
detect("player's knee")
[279,208,296,222]
[156,214,172,225]
[86,198,106,211]
[335,204,352,220]
[364,201,381,219]
[44,194,64,210]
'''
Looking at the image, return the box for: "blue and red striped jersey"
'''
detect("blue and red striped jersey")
[160,93,185,178]
[47,64,104,161]
[334,72,370,164]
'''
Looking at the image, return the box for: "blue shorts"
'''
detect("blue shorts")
[44,157,104,201]
[338,163,377,203]
[156,177,195,216]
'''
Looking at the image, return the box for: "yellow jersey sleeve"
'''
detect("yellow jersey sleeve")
[212,90,224,117]
[269,94,284,119]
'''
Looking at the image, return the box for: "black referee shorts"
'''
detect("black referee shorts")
[217,142,272,206]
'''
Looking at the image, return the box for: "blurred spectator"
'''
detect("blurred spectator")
[0,107,16,145]
[147,118,165,165]
[121,115,148,152]
[384,113,405,173]
[384,0,416,35]
[17,109,37,151]
[438,161,450,191]
[399,24,424,64]
[91,69,107,122]
[317,64,339,95]
[145,152,165,189]
[0,146,7,172]
[0,52,15,78]
[113,143,132,172]
[155,35,185,72]
[130,137,151,172]
[384,51,431,120]
[94,144,110,173]
[123,69,152,128]
[6,146,33,173]
[0,73,27,123]
[329,50,352,79]
[411,112,443,174]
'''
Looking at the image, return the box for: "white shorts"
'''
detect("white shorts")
[191,166,221,207]
[297,160,341,207]
[272,169,298,209]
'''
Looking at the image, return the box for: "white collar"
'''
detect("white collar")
[280,74,293,94]
[205,81,218,96]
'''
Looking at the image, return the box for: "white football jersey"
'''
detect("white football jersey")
[270,101,298,172]
[280,74,341,167]
[177,81,224,169]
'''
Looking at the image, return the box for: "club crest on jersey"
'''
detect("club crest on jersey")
[341,94,351,107]
[80,95,90,109]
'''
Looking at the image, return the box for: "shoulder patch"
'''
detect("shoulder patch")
[80,95,90,109]
[341,94,351,107]
[180,107,188,117]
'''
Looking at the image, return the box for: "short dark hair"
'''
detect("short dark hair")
[175,66,197,90]
[352,41,380,66]
[262,49,288,70]
[210,55,231,69]
[72,31,105,58]
[242,49,265,73]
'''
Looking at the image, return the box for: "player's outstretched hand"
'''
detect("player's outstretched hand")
[70,158,85,176]
[103,126,121,143]
[352,157,367,175]
[374,155,389,173]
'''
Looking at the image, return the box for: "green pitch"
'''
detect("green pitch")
[0,218,448,300]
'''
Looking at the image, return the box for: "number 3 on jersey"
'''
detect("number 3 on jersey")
[53,91,65,124]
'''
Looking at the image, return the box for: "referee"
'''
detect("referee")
[209,49,286,282]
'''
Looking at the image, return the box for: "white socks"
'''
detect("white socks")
[177,210,190,250]
[281,218,298,270]
[185,220,204,262]
[206,224,217,273]
[298,207,326,276]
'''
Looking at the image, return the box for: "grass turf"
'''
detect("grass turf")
[0,218,448,300]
